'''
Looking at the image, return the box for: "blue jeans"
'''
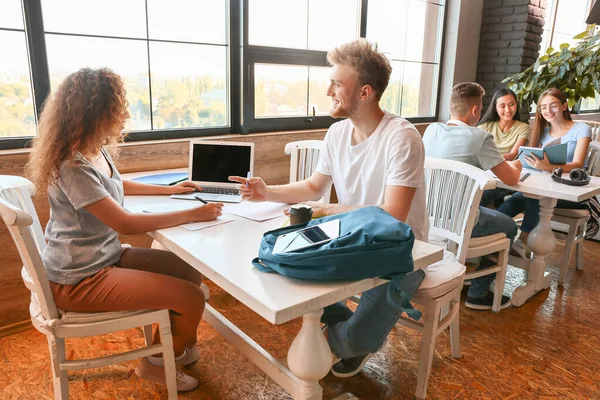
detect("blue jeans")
[321,282,403,359]
[497,192,588,232]
[468,206,518,298]
[480,188,513,208]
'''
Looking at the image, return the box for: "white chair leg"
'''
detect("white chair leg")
[449,295,461,359]
[559,224,577,286]
[492,249,508,313]
[576,240,584,271]
[158,317,178,400]
[143,324,153,347]
[415,301,441,400]
[47,336,69,399]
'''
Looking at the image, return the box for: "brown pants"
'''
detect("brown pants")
[50,247,205,355]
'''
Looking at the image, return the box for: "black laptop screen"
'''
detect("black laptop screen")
[191,144,251,183]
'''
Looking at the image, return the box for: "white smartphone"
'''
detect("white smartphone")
[273,219,340,254]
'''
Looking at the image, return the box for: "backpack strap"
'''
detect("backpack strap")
[387,269,426,320]
[252,257,275,273]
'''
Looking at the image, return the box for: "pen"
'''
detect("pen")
[516,149,523,160]
[246,171,252,187]
[195,194,208,204]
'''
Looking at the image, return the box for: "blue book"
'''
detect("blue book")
[131,172,188,186]
[518,143,568,169]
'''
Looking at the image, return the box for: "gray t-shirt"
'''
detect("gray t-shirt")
[422,122,505,170]
[42,147,124,285]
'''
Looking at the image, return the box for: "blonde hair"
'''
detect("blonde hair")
[26,68,128,193]
[450,82,485,116]
[327,39,392,100]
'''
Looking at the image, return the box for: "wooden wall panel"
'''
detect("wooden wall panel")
[0,129,326,334]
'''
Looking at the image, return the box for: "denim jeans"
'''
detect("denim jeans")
[497,192,588,232]
[321,282,403,359]
[480,188,513,208]
[468,206,518,298]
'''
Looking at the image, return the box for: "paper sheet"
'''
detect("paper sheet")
[140,202,200,214]
[180,216,235,231]
[223,201,288,222]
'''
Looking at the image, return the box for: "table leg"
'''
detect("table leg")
[512,196,556,307]
[287,309,332,400]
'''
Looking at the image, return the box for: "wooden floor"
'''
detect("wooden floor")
[1,240,599,400]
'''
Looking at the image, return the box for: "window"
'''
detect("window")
[541,0,600,112]
[0,0,447,148]
[41,0,229,135]
[0,0,36,138]
[367,0,444,118]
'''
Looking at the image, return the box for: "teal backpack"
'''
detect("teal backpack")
[252,206,425,320]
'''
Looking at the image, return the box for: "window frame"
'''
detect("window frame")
[0,0,447,150]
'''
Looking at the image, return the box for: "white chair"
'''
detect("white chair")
[395,252,465,400]
[424,157,511,312]
[550,140,600,285]
[577,119,600,141]
[284,140,331,203]
[0,175,178,399]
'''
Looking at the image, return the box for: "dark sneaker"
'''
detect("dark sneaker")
[331,353,374,378]
[465,291,511,311]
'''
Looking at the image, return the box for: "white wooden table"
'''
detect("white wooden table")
[492,169,600,306]
[124,195,444,400]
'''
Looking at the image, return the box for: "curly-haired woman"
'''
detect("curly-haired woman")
[26,68,223,391]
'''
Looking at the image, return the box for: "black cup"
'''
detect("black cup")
[288,204,313,225]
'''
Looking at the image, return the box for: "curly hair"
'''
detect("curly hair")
[26,68,129,192]
[327,39,392,100]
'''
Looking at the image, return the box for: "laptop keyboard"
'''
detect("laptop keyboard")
[201,186,240,196]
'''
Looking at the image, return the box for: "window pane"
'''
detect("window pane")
[367,0,409,59]
[249,0,308,49]
[0,31,36,138]
[150,42,228,129]
[255,64,308,117]
[307,0,359,51]
[401,62,438,118]
[45,35,151,131]
[41,0,147,38]
[380,61,404,116]
[147,0,227,44]
[0,0,24,29]
[308,66,332,116]
[404,1,444,63]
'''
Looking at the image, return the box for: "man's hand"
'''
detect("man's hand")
[229,175,268,202]
[508,159,523,173]
[169,181,203,194]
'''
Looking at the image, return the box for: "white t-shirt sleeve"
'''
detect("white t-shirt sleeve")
[316,129,334,177]
[386,128,425,188]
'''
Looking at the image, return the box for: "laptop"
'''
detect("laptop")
[170,141,254,203]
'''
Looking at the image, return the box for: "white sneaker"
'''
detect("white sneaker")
[147,346,200,367]
[135,357,198,391]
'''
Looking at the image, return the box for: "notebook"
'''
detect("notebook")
[518,143,568,169]
[132,172,188,186]
[170,141,254,203]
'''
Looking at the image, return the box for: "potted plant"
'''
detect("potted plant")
[503,25,600,113]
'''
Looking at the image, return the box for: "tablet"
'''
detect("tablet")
[273,219,340,254]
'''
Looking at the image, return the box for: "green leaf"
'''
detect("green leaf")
[546,46,554,55]
[560,43,570,50]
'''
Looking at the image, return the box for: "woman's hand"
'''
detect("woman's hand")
[188,203,224,222]
[524,153,552,171]
[170,181,203,194]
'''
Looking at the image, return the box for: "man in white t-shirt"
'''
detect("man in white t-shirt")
[230,39,429,377]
